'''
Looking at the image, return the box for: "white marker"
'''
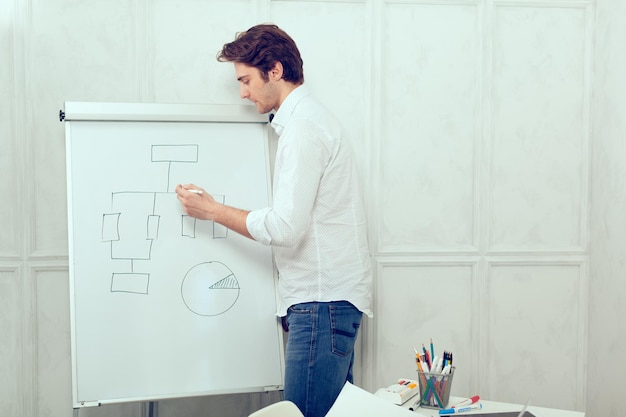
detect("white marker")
[186,189,203,194]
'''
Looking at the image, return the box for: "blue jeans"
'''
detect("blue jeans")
[283,301,363,417]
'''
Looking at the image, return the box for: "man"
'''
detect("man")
[175,24,372,417]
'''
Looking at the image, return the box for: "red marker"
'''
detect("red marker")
[452,395,480,408]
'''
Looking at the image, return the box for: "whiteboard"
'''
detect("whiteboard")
[64,102,284,407]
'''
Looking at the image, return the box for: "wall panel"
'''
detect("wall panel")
[375,263,475,397]
[489,5,590,253]
[153,0,258,104]
[0,0,19,257]
[29,0,140,257]
[0,269,21,417]
[485,263,584,410]
[271,1,370,177]
[588,0,626,414]
[34,267,71,417]
[380,3,481,253]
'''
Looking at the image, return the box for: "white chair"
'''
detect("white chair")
[248,400,305,417]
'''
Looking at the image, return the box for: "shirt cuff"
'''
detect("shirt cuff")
[246,207,273,245]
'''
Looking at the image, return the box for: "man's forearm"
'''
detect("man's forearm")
[213,203,253,240]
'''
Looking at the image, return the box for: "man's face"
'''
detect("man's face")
[234,62,278,114]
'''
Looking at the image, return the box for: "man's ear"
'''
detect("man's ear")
[269,62,283,81]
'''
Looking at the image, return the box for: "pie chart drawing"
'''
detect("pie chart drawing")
[181,261,240,316]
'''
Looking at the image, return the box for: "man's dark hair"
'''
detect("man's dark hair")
[217,24,304,84]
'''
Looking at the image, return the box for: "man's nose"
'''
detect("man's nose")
[240,85,249,99]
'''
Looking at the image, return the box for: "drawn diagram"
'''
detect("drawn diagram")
[99,144,240,316]
[181,261,240,316]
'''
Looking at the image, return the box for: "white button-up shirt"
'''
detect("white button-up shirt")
[246,85,373,317]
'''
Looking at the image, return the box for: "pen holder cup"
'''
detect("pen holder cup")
[416,367,455,409]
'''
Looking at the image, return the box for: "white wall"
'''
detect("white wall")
[588,0,626,415]
[372,1,590,412]
[2,0,619,416]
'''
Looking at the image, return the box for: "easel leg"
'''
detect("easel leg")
[73,408,79,417]
[142,401,157,417]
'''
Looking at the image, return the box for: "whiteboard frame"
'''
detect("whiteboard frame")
[63,101,269,123]
[64,102,283,408]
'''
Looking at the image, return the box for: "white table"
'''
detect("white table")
[403,396,584,417]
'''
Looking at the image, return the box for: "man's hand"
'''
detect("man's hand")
[175,183,216,220]
[175,183,253,240]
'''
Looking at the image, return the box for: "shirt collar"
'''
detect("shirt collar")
[269,84,309,136]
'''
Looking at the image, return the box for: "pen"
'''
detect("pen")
[422,344,432,368]
[186,189,203,194]
[439,403,482,415]
[432,356,442,373]
[452,395,480,408]
[417,358,442,407]
[430,338,435,361]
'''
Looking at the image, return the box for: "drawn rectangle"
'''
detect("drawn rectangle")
[111,273,150,294]
[181,215,196,238]
[214,223,228,239]
[102,213,120,241]
[151,145,198,162]
[147,215,160,239]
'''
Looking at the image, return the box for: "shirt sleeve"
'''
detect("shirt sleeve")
[246,207,272,245]
[246,120,332,247]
